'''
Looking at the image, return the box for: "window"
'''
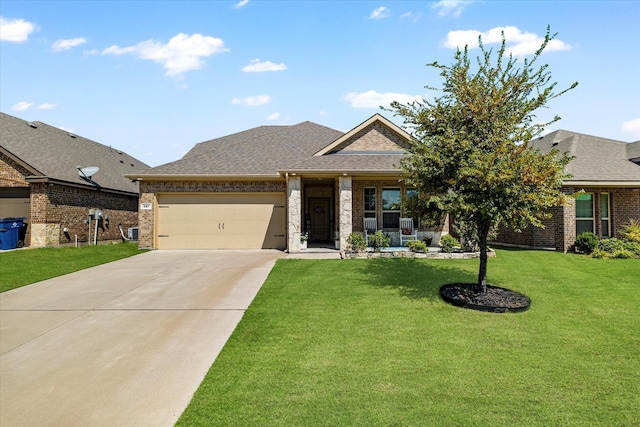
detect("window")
[575,193,594,235]
[364,188,376,218]
[382,188,401,228]
[601,193,610,237]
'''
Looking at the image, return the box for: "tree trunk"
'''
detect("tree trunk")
[476,221,490,294]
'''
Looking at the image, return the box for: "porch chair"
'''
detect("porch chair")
[363,217,377,246]
[399,217,418,246]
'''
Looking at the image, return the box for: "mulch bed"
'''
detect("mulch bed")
[439,283,531,313]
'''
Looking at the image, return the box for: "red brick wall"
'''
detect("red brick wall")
[29,182,138,246]
[496,186,640,252]
[0,154,30,187]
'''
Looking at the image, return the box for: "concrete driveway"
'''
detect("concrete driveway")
[0,249,283,427]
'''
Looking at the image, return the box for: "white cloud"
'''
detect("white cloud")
[431,0,475,17]
[235,0,249,9]
[101,33,228,76]
[400,11,422,22]
[444,26,571,56]
[622,118,640,138]
[231,95,271,106]
[37,103,57,109]
[12,101,33,111]
[241,59,287,72]
[267,112,280,120]
[343,90,422,109]
[0,16,36,42]
[369,6,390,20]
[52,37,86,52]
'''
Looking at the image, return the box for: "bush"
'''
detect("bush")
[440,234,460,253]
[407,240,427,253]
[612,249,634,259]
[346,233,366,252]
[367,231,390,252]
[596,238,640,259]
[590,248,608,259]
[620,218,640,243]
[574,232,599,254]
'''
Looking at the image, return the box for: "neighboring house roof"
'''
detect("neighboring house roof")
[531,129,640,186]
[131,115,412,179]
[0,112,149,194]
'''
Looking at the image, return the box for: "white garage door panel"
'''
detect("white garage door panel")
[157,194,286,250]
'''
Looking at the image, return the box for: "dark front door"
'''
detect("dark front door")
[309,197,331,241]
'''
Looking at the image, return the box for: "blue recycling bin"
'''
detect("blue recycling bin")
[0,218,25,250]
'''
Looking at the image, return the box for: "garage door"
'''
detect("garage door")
[156,193,286,250]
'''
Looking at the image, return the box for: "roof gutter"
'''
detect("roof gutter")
[563,181,640,188]
[25,176,139,196]
[125,173,283,181]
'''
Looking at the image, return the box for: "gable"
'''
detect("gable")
[331,121,411,153]
[314,113,412,156]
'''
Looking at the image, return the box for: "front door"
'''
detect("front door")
[309,197,331,241]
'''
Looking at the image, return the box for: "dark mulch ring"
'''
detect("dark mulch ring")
[439,283,531,313]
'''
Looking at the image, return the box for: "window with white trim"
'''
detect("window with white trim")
[364,187,376,218]
[575,193,594,235]
[601,193,610,237]
[382,188,401,228]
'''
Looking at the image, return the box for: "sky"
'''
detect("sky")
[1,0,639,167]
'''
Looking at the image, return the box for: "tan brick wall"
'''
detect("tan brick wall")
[0,154,29,187]
[138,179,286,249]
[335,122,411,152]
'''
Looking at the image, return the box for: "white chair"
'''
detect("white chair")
[399,217,418,246]
[363,217,377,246]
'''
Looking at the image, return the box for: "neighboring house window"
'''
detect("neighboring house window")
[364,187,376,218]
[601,193,610,238]
[382,188,401,228]
[575,193,594,235]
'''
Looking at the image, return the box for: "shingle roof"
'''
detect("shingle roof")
[135,117,412,178]
[0,112,149,194]
[531,129,640,183]
[138,121,347,177]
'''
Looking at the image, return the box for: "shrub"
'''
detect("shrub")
[440,234,460,253]
[597,238,640,259]
[574,232,599,254]
[598,238,624,253]
[407,240,427,253]
[612,249,634,259]
[367,231,390,252]
[346,233,366,252]
[590,248,609,259]
[620,218,640,243]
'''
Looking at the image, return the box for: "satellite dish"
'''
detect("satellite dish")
[79,166,100,178]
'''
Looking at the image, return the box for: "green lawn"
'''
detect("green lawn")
[178,249,640,426]
[0,243,144,293]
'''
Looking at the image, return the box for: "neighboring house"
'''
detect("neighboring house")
[0,112,149,247]
[496,130,640,252]
[127,113,449,252]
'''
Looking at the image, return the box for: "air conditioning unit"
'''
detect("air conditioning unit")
[128,227,139,241]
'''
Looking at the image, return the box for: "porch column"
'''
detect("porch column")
[338,175,353,251]
[287,175,302,252]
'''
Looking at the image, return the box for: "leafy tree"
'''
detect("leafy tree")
[389,27,577,293]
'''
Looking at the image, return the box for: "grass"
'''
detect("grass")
[0,242,144,293]
[178,249,640,426]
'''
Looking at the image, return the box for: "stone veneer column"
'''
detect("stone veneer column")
[287,176,302,252]
[339,176,353,251]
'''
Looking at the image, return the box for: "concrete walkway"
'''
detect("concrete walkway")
[0,250,283,427]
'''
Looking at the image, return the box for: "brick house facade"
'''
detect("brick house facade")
[495,130,640,252]
[1,112,148,248]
